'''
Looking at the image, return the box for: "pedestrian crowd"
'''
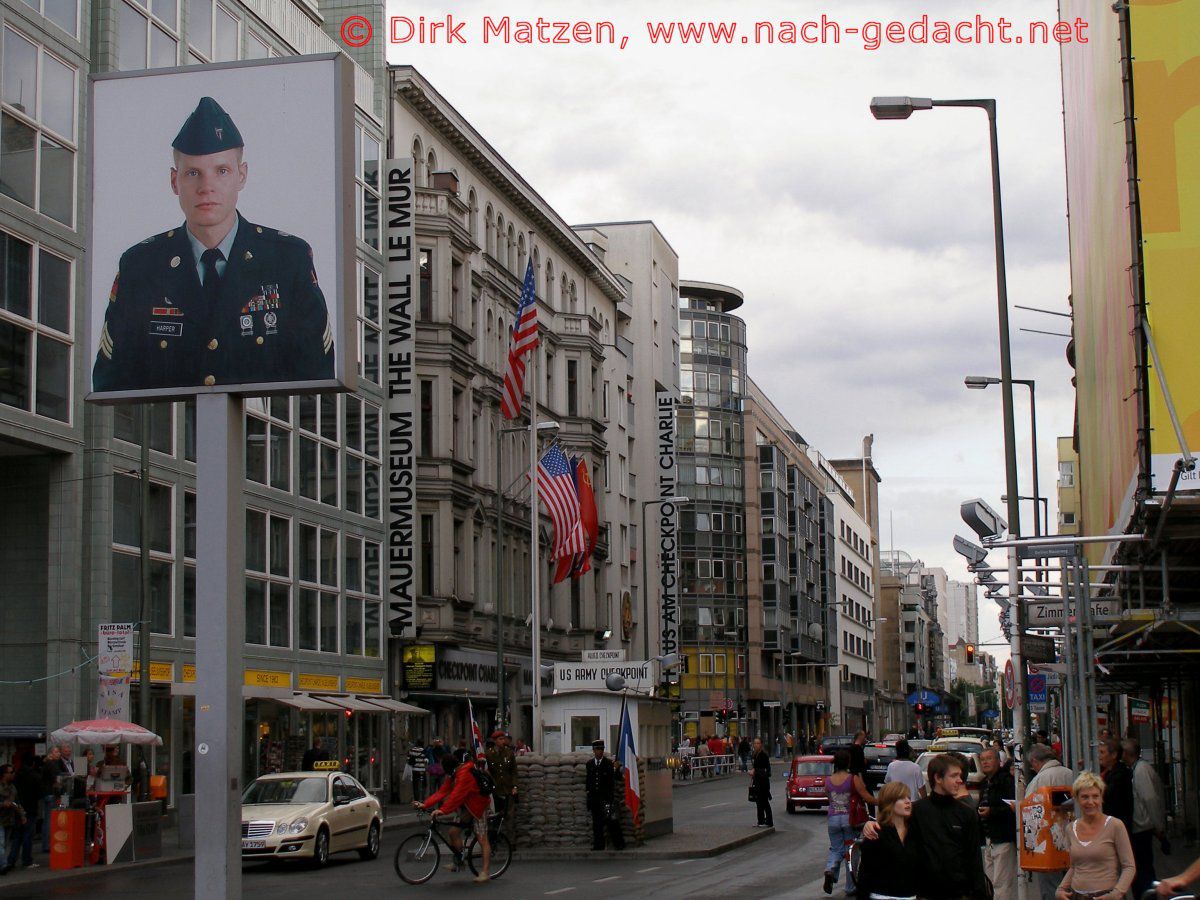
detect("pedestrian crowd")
[0,742,112,875]
[802,727,1186,900]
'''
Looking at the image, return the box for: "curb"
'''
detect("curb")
[512,825,775,861]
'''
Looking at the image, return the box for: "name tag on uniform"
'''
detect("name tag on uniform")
[150,321,184,337]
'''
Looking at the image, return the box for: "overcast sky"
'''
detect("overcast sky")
[385,0,1078,649]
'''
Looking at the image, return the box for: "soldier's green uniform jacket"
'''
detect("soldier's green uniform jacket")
[93,214,335,392]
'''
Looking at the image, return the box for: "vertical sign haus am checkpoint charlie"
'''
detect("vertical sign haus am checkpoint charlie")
[656,390,680,657]
[384,158,417,638]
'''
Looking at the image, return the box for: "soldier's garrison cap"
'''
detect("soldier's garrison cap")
[172,97,243,156]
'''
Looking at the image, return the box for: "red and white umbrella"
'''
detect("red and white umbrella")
[50,718,163,747]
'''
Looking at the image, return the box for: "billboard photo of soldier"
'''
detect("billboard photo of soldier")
[88,55,354,399]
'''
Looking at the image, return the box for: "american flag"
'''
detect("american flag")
[501,258,539,419]
[537,444,587,561]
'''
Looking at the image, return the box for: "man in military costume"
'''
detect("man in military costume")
[584,739,625,851]
[93,96,335,392]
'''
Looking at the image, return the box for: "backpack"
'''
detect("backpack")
[470,763,495,797]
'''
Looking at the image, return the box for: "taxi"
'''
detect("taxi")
[240,761,383,866]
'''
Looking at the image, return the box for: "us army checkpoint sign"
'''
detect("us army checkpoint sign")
[87,54,355,402]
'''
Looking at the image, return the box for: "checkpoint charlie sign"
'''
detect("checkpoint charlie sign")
[554,659,658,693]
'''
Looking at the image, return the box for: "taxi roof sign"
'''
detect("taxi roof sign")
[311,759,341,771]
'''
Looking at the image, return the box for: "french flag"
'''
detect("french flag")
[617,696,640,824]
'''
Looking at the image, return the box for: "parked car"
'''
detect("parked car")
[817,734,857,755]
[241,766,382,865]
[863,742,898,794]
[786,754,834,813]
[906,738,933,755]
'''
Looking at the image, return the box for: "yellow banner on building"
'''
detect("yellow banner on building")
[298,673,341,692]
[130,660,174,683]
[244,669,292,689]
[345,676,383,694]
[1131,1,1200,491]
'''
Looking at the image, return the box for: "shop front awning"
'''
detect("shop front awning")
[278,693,346,712]
[312,694,384,713]
[358,696,429,715]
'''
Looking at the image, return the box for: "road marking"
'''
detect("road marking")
[637,866,662,874]
[674,859,692,865]
[593,875,622,883]
[545,889,576,896]
[700,802,730,809]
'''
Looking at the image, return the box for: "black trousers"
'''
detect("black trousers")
[590,805,625,850]
[756,788,773,826]
[1130,829,1156,898]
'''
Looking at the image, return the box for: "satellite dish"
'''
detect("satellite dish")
[808,622,824,642]
[605,673,626,692]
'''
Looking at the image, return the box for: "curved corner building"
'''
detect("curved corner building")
[676,281,749,738]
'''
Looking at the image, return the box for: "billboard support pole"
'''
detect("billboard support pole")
[195,394,244,900]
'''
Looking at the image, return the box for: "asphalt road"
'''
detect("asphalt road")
[21,773,843,899]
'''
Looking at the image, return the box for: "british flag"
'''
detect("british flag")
[500,259,539,419]
[537,445,587,561]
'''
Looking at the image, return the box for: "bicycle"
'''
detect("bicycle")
[394,809,513,885]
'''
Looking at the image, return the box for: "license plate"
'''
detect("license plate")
[242,840,266,850]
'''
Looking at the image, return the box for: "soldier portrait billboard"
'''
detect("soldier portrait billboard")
[87,54,354,400]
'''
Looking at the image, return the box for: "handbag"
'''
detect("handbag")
[849,790,868,828]
[748,783,758,803]
[428,761,444,778]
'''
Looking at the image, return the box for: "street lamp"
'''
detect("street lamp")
[874,95,1031,857]
[495,419,560,731]
[966,375,1043,537]
[640,496,689,661]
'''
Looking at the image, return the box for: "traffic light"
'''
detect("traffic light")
[915,702,925,714]
[966,644,976,664]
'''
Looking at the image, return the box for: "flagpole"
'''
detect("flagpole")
[529,312,543,754]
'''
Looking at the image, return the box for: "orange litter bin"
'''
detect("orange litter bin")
[49,808,86,870]
[1019,786,1073,872]
[149,775,167,800]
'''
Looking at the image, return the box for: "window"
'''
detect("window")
[420,513,435,595]
[20,0,78,36]
[1059,461,1075,488]
[711,512,724,532]
[419,379,434,456]
[245,509,289,647]
[567,359,579,417]
[358,262,381,384]
[1061,511,1076,526]
[1,29,77,225]
[712,559,725,579]
[245,397,290,491]
[418,249,433,320]
[0,232,72,419]
[111,473,173,634]
[344,536,381,657]
[356,123,380,251]
[117,0,179,71]
[298,394,338,505]
[697,559,712,579]
[183,490,196,637]
[298,523,337,652]
[187,0,237,61]
[698,653,713,675]
[185,0,211,57]
[344,396,381,518]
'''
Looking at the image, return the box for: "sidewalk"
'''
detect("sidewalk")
[0,801,422,890]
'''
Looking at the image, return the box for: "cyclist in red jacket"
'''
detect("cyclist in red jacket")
[417,754,491,882]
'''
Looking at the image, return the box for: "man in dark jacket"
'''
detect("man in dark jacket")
[978,747,1017,899]
[907,753,990,899]
[585,740,624,851]
[1099,737,1134,832]
[849,731,868,778]
[7,755,40,870]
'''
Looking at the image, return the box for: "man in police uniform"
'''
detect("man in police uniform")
[584,739,625,851]
[93,96,335,392]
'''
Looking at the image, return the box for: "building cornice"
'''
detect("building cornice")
[390,66,625,305]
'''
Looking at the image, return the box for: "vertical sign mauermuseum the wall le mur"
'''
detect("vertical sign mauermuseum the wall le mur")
[656,389,680,657]
[385,159,417,638]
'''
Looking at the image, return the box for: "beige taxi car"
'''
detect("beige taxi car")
[241,763,383,866]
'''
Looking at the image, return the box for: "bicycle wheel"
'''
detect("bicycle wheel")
[394,832,441,885]
[466,831,512,880]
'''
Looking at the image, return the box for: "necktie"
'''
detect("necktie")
[200,248,225,305]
